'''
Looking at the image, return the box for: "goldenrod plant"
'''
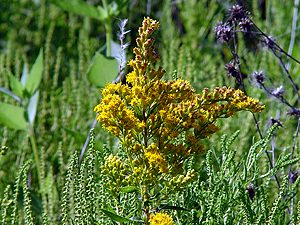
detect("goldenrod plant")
[94,17,264,224]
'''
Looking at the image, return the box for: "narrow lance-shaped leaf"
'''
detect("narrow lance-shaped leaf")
[8,74,24,99]
[27,90,39,126]
[21,63,29,87]
[25,49,44,96]
[0,87,22,102]
[0,103,27,130]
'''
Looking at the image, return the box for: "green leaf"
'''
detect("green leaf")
[63,127,103,150]
[20,63,29,87]
[119,186,139,193]
[97,6,109,22]
[107,2,118,16]
[0,103,27,130]
[100,208,130,222]
[27,90,39,126]
[49,0,99,20]
[87,52,119,87]
[8,74,24,99]
[0,87,22,102]
[25,49,44,96]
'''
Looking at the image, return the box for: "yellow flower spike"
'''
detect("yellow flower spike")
[129,18,161,77]
[139,17,160,40]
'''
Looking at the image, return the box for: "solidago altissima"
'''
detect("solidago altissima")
[94,17,264,224]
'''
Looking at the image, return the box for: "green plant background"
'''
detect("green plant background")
[1,0,300,224]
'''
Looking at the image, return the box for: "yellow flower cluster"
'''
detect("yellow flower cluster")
[94,18,264,214]
[94,83,146,138]
[101,154,129,198]
[166,169,198,193]
[95,77,263,170]
[144,144,168,173]
[149,213,174,225]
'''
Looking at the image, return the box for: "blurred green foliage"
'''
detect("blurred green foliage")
[0,0,300,223]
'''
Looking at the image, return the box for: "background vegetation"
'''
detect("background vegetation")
[0,0,300,224]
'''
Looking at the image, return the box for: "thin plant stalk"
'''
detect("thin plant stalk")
[288,117,300,214]
[105,22,112,57]
[102,0,112,57]
[287,0,299,71]
[28,125,41,184]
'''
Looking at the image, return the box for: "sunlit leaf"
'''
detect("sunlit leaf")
[49,0,99,20]
[25,49,44,96]
[8,74,24,99]
[27,90,39,126]
[0,103,27,130]
[0,87,22,102]
[97,6,109,22]
[120,186,138,193]
[21,63,29,87]
[87,52,119,87]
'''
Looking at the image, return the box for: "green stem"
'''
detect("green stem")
[144,208,150,225]
[101,0,111,57]
[29,125,41,184]
[105,22,112,57]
